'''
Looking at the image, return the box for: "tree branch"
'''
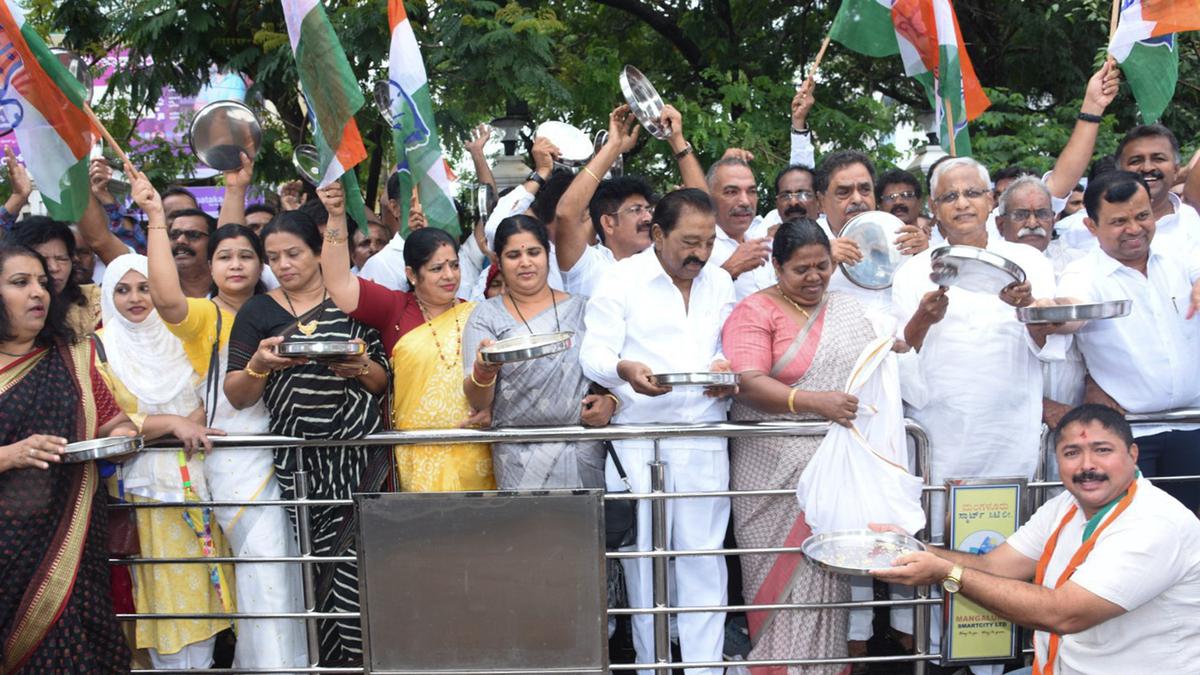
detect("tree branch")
[589,0,706,72]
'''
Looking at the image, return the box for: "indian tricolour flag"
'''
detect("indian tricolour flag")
[0,1,96,222]
[1108,0,1200,124]
[386,0,459,237]
[281,0,368,229]
[830,0,990,156]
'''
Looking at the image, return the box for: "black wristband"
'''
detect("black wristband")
[791,127,811,136]
[525,171,546,188]
[1076,111,1103,124]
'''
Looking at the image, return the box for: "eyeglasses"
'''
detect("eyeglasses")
[1006,208,1055,222]
[880,190,917,204]
[609,204,653,218]
[169,229,210,242]
[933,188,989,205]
[778,190,815,202]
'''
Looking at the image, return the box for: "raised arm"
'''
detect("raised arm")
[789,79,817,168]
[554,105,639,272]
[464,124,496,193]
[659,104,706,191]
[316,181,361,313]
[81,159,129,263]
[1045,62,1120,200]
[2,148,32,229]
[130,166,188,324]
[217,152,254,227]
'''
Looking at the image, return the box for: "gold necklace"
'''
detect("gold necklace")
[775,284,815,319]
[282,289,326,336]
[417,297,460,368]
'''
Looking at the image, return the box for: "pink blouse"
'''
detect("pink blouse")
[722,292,825,385]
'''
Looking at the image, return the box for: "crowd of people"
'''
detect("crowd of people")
[1,58,1199,675]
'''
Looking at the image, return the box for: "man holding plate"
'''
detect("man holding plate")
[580,188,736,674]
[872,404,1200,675]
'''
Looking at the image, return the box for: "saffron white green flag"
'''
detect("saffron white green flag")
[385,0,459,236]
[830,0,989,156]
[281,0,368,229]
[1108,0,1200,123]
[0,1,97,222]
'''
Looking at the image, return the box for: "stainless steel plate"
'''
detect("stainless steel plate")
[801,529,926,577]
[188,100,262,171]
[293,144,322,185]
[51,48,94,103]
[652,372,739,387]
[536,121,594,168]
[929,245,1026,294]
[480,332,574,364]
[1016,299,1132,324]
[275,341,366,358]
[839,211,906,290]
[618,65,669,140]
[62,436,144,464]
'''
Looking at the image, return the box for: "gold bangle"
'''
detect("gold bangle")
[604,393,620,410]
[147,225,167,231]
[582,166,602,184]
[787,387,798,414]
[245,365,269,379]
[470,370,497,388]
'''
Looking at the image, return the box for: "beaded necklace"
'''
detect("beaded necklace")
[417,297,460,368]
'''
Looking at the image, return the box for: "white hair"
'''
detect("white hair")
[996,175,1052,216]
[930,157,990,197]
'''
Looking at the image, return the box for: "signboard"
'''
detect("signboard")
[941,477,1025,663]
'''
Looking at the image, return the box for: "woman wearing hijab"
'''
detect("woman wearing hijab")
[95,253,234,669]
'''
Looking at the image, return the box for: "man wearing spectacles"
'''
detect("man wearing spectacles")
[165,208,218,298]
[876,168,928,233]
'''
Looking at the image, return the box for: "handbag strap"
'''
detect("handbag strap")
[204,300,223,428]
[603,440,632,490]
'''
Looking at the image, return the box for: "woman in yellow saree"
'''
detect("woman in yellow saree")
[316,184,493,491]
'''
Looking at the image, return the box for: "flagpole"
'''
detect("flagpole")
[805,34,833,84]
[81,104,133,167]
[1108,0,1121,40]
[943,96,957,157]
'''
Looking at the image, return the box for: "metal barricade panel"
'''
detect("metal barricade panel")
[356,490,607,674]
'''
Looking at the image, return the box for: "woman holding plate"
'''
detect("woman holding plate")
[720,219,877,673]
[463,215,614,489]
[0,242,136,672]
[132,167,308,670]
[318,184,495,492]
[94,253,236,669]
[224,209,389,665]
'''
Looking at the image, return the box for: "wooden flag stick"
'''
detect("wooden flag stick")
[943,96,957,157]
[81,103,132,169]
[803,34,833,86]
[1108,0,1121,41]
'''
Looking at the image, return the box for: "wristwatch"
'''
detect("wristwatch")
[942,564,964,594]
[525,171,547,188]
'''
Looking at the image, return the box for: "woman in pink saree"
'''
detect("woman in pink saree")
[721,219,875,674]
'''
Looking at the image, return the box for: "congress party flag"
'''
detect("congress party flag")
[0,1,97,222]
[1108,0,1200,123]
[281,0,368,229]
[384,0,459,236]
[830,0,990,156]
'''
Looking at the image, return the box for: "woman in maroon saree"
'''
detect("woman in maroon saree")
[721,221,876,675]
[0,243,136,672]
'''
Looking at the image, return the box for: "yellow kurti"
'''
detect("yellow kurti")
[96,354,236,655]
[391,302,494,491]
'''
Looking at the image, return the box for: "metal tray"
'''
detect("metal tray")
[652,372,739,387]
[292,144,322,185]
[188,100,262,171]
[618,65,670,140]
[62,436,144,463]
[535,121,594,168]
[1016,299,1132,324]
[929,245,1026,294]
[801,529,926,577]
[275,341,366,358]
[839,211,906,290]
[480,332,574,364]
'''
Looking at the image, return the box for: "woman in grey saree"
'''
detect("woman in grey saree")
[721,220,877,675]
[462,216,614,489]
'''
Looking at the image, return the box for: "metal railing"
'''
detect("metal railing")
[111,410,1200,674]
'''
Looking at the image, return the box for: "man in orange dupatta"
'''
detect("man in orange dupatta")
[871,404,1200,675]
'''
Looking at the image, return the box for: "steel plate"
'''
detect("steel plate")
[536,121,594,167]
[801,529,926,577]
[1016,299,1132,324]
[62,436,144,464]
[839,211,906,290]
[929,245,1025,294]
[188,100,262,171]
[480,332,574,364]
[292,144,322,185]
[275,341,365,358]
[652,372,739,387]
[618,65,670,140]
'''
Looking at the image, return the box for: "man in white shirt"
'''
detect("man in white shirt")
[555,103,707,298]
[874,404,1200,675]
[1058,170,1200,513]
[704,157,773,299]
[359,172,411,291]
[580,188,736,674]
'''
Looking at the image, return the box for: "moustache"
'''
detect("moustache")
[1072,469,1108,484]
[172,245,195,257]
[1017,226,1048,239]
[784,205,808,218]
[1141,170,1165,182]
[729,207,754,217]
[846,203,869,216]
[889,204,909,214]
[683,256,706,267]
